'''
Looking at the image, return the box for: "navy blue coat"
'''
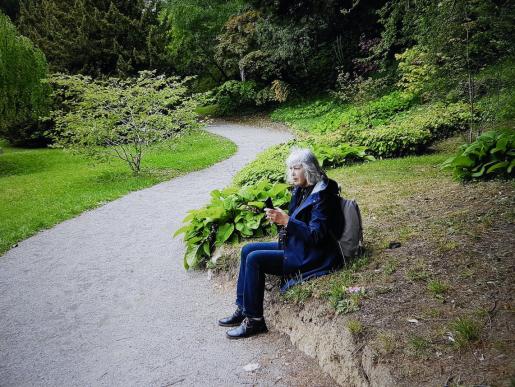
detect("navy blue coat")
[280,177,343,292]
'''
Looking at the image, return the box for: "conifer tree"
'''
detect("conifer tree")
[17,0,172,76]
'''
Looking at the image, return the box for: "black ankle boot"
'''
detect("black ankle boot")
[218,307,245,327]
[226,317,268,339]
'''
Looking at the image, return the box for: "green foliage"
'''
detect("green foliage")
[442,130,515,181]
[234,144,289,186]
[395,46,436,96]
[329,286,364,315]
[214,10,262,81]
[272,92,416,135]
[233,138,375,186]
[346,319,364,336]
[165,0,243,84]
[450,316,482,347]
[302,137,375,168]
[215,80,258,115]
[48,71,200,173]
[377,0,514,76]
[0,12,50,145]
[18,0,171,76]
[174,180,291,269]
[343,102,470,157]
[408,335,431,356]
[475,58,515,126]
[282,281,314,304]
[427,279,449,302]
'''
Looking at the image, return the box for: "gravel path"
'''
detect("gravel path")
[0,123,336,386]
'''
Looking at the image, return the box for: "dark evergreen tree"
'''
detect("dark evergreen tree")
[17,0,172,76]
[0,0,20,20]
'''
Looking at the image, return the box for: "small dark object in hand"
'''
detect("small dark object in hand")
[388,242,401,249]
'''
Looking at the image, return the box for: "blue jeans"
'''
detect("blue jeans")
[236,242,284,318]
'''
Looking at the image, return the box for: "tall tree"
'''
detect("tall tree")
[17,0,172,76]
[163,0,244,86]
[0,11,49,145]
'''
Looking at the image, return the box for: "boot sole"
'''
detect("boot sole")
[218,321,243,327]
[226,328,268,339]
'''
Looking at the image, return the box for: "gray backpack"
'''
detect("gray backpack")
[333,195,364,265]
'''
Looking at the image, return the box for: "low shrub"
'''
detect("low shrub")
[341,102,471,157]
[441,130,514,180]
[233,138,375,186]
[233,144,290,186]
[174,180,291,269]
[215,80,258,115]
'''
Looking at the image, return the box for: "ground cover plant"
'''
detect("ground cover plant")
[233,137,375,186]
[270,92,473,158]
[0,130,236,255]
[442,129,515,180]
[174,180,291,269]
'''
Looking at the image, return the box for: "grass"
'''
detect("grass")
[282,281,314,304]
[0,130,237,255]
[346,319,364,336]
[450,316,482,348]
[408,335,431,357]
[427,279,449,298]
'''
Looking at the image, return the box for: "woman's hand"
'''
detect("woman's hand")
[265,208,289,226]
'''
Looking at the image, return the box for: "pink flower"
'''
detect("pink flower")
[347,286,364,294]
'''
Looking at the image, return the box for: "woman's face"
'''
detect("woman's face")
[290,164,308,187]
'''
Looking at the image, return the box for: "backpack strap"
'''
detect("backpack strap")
[353,200,365,256]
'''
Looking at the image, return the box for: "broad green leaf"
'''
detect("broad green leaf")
[173,224,190,237]
[471,164,486,177]
[202,242,211,256]
[216,223,235,245]
[184,244,201,270]
[486,161,509,174]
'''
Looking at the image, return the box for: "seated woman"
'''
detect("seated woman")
[219,148,343,339]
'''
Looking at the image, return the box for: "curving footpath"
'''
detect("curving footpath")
[0,123,336,386]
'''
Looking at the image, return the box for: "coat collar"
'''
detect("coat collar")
[292,178,328,217]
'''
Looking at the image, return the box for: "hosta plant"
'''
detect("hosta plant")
[174,181,291,269]
[442,130,514,180]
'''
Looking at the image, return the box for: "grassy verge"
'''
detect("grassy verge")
[0,130,237,255]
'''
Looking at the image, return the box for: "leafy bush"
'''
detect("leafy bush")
[395,46,436,96]
[271,99,341,122]
[343,125,432,158]
[0,12,50,145]
[215,80,258,115]
[441,130,514,180]
[49,71,200,173]
[341,101,471,157]
[234,138,375,186]
[174,181,291,269]
[301,137,375,168]
[234,144,290,186]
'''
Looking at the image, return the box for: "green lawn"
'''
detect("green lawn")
[0,130,237,255]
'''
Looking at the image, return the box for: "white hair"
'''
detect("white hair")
[285,147,325,185]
